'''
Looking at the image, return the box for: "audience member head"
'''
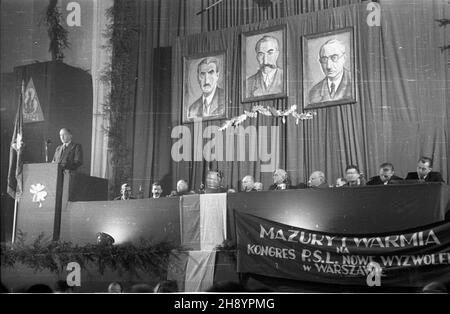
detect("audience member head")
[151,182,163,198]
[176,180,189,194]
[130,283,153,293]
[241,175,255,192]
[417,156,433,179]
[273,169,288,187]
[378,162,395,183]
[0,283,9,293]
[345,165,361,185]
[54,280,73,293]
[107,281,123,293]
[153,280,178,293]
[308,171,326,187]
[335,177,347,187]
[26,284,53,293]
[120,183,132,200]
[421,281,447,293]
[254,182,263,191]
[206,281,248,292]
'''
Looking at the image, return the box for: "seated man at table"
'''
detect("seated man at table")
[114,183,134,200]
[269,169,291,190]
[254,182,263,191]
[335,177,347,187]
[405,157,444,183]
[151,182,163,199]
[169,179,195,196]
[308,171,328,188]
[205,171,227,193]
[367,162,403,185]
[241,175,256,192]
[344,165,365,187]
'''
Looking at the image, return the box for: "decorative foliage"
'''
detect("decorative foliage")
[100,1,140,198]
[1,231,181,279]
[219,105,316,131]
[435,18,450,27]
[45,0,69,60]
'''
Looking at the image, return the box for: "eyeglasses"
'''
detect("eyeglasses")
[319,53,345,64]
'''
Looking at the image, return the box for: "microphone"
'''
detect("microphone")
[45,138,52,162]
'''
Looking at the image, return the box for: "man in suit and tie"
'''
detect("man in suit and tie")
[52,128,83,171]
[308,171,329,188]
[366,162,404,185]
[246,35,284,98]
[309,39,352,104]
[188,57,225,119]
[405,157,444,183]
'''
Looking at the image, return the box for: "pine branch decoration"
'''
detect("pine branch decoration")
[45,0,70,60]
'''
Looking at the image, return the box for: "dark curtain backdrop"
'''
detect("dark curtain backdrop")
[171,0,449,191]
[111,0,449,196]
[112,0,363,196]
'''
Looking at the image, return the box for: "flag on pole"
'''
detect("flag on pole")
[7,81,25,199]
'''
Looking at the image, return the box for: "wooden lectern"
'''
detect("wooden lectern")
[14,163,108,243]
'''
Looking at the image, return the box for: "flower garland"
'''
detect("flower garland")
[219,105,316,131]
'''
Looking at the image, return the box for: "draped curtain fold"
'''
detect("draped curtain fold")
[110,0,449,197]
[91,0,114,179]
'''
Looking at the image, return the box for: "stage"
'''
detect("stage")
[2,179,450,293]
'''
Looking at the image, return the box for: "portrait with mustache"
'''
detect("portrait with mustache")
[187,56,225,120]
[246,35,284,98]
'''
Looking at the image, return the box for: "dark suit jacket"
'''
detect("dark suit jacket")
[246,68,284,98]
[366,175,404,185]
[188,87,225,119]
[405,171,444,183]
[52,142,83,171]
[114,195,135,200]
[309,68,352,104]
[269,183,291,190]
[309,182,329,189]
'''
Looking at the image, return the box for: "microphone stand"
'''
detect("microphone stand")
[45,139,51,162]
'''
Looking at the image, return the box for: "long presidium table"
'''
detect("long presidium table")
[57,183,450,245]
[10,176,450,291]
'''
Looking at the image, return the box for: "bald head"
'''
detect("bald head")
[308,171,326,187]
[241,175,255,192]
[176,180,189,193]
[59,128,72,144]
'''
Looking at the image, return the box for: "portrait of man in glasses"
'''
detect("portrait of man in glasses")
[308,38,352,104]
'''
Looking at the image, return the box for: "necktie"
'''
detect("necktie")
[203,98,209,116]
[330,82,336,98]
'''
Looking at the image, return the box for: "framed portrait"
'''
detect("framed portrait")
[182,51,228,123]
[302,27,357,110]
[241,25,287,103]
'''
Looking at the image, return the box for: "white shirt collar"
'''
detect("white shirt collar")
[64,141,72,147]
[327,71,344,93]
[202,86,217,107]
[261,68,277,88]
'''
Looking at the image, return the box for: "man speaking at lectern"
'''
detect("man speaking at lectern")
[52,128,83,171]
